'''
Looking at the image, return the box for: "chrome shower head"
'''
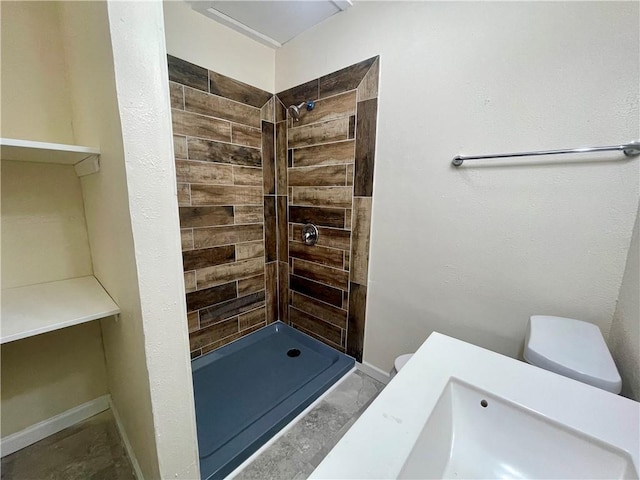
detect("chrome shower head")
[288,100,315,121]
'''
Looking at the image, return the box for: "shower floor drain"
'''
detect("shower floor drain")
[287,348,301,357]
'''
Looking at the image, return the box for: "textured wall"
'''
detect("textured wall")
[276,58,379,361]
[609,207,640,401]
[275,2,639,371]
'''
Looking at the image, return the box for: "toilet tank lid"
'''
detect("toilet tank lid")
[524,315,621,394]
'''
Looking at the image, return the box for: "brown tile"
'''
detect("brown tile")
[232,124,261,148]
[191,185,262,206]
[275,97,287,123]
[171,109,231,142]
[289,205,345,229]
[190,317,239,350]
[183,245,235,271]
[194,224,263,248]
[288,118,349,148]
[291,292,347,329]
[169,82,184,110]
[174,135,187,158]
[209,70,272,108]
[262,121,275,194]
[296,91,356,127]
[289,241,344,269]
[181,229,194,251]
[186,281,237,312]
[168,55,208,92]
[277,196,288,262]
[290,307,342,346]
[234,205,264,224]
[288,164,346,187]
[354,98,377,196]
[200,290,265,327]
[191,348,202,359]
[288,149,293,168]
[350,197,372,285]
[342,290,349,310]
[175,160,233,184]
[265,262,278,323]
[276,122,287,194]
[239,306,266,331]
[319,57,377,99]
[278,261,289,324]
[184,271,196,293]
[264,196,277,263]
[184,86,261,128]
[261,96,275,123]
[291,323,345,352]
[347,282,367,362]
[344,250,350,271]
[291,186,352,208]
[348,115,355,139]
[346,164,354,186]
[345,208,352,230]
[289,275,342,307]
[188,311,199,333]
[357,58,379,102]
[292,140,355,167]
[291,224,350,251]
[187,137,261,167]
[179,206,234,228]
[276,79,319,111]
[177,183,191,206]
[292,258,348,291]
[201,322,263,354]
[197,257,265,289]
[236,241,264,260]
[238,274,265,296]
[232,166,262,186]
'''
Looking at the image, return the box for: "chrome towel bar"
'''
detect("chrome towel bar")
[451,141,640,167]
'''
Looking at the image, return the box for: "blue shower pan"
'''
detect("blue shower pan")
[191,320,354,479]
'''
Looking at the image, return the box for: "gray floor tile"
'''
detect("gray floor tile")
[1,411,136,480]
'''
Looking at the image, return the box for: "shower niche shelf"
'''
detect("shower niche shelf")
[0,137,101,176]
[1,276,120,344]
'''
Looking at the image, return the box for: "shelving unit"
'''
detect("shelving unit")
[1,276,120,344]
[0,138,101,176]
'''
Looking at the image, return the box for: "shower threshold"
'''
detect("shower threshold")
[192,320,355,480]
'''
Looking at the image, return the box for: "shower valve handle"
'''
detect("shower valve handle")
[302,224,319,246]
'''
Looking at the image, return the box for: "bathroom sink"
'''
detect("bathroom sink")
[310,333,640,479]
[399,379,637,479]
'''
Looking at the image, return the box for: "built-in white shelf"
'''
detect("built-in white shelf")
[1,276,120,344]
[0,138,101,176]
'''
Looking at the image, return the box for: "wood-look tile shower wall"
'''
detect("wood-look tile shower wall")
[168,55,278,359]
[277,57,379,362]
[168,55,378,362]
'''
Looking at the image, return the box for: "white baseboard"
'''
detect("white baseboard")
[356,361,391,384]
[1,395,110,457]
[109,398,144,480]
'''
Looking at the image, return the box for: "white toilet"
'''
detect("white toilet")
[523,315,622,394]
[391,315,622,394]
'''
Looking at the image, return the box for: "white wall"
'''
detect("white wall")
[60,1,200,478]
[0,1,74,143]
[609,206,640,401]
[276,2,640,371]
[163,0,275,92]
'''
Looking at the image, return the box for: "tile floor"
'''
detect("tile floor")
[1,410,135,480]
[234,370,385,480]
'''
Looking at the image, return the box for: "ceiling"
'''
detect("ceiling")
[188,1,352,48]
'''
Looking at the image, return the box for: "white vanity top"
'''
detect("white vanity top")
[310,333,640,479]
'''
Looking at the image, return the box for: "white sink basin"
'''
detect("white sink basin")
[400,379,637,479]
[310,333,640,479]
